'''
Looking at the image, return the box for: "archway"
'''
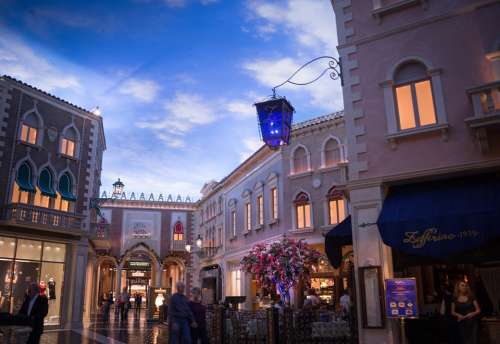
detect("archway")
[162,257,186,296]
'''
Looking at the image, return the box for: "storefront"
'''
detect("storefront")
[0,235,66,326]
[376,174,500,343]
[200,265,222,305]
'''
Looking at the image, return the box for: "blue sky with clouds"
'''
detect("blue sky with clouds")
[0,0,342,199]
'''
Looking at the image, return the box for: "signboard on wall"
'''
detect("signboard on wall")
[122,210,161,255]
[385,278,418,318]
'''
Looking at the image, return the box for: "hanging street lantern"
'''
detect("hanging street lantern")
[254,56,342,149]
[255,97,295,150]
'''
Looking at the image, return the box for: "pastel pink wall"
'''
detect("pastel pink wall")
[344,1,500,180]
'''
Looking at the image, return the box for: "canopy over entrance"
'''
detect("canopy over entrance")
[325,215,352,269]
[377,174,500,258]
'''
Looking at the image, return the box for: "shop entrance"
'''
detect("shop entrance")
[124,252,152,309]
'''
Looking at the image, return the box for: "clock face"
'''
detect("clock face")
[312,178,321,189]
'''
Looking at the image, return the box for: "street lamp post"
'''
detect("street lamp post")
[255,56,343,149]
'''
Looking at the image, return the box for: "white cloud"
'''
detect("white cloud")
[247,0,337,53]
[243,1,343,111]
[136,92,217,147]
[239,136,263,162]
[227,100,256,119]
[0,33,81,92]
[119,78,160,103]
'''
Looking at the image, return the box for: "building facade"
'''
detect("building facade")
[84,189,196,319]
[194,112,351,310]
[332,0,500,343]
[0,75,105,328]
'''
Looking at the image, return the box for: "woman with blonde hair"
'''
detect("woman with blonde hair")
[451,280,481,344]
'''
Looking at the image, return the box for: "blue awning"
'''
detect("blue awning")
[377,175,500,258]
[325,216,352,268]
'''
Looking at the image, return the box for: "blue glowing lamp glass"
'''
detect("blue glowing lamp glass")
[255,97,295,149]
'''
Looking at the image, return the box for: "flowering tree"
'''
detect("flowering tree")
[240,236,322,304]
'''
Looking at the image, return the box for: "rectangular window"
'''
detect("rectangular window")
[218,227,223,246]
[245,203,251,231]
[54,193,70,212]
[20,124,37,145]
[257,195,264,226]
[174,233,183,241]
[415,80,437,126]
[61,138,75,157]
[271,188,278,220]
[329,199,346,225]
[296,204,311,229]
[395,80,437,130]
[34,188,50,208]
[231,270,241,296]
[11,183,29,204]
[395,85,416,130]
[231,211,236,237]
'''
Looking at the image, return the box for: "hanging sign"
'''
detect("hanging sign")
[385,278,418,318]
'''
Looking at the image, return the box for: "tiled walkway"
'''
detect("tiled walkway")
[40,310,170,344]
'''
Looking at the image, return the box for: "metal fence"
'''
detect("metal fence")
[207,307,357,344]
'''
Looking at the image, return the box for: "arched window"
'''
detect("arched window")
[60,127,78,158]
[11,162,35,204]
[324,138,341,167]
[294,192,311,229]
[20,113,39,145]
[327,187,346,225]
[56,173,76,212]
[173,221,184,241]
[34,168,55,208]
[393,61,437,130]
[293,146,308,174]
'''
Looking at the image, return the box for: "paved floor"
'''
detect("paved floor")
[40,309,170,344]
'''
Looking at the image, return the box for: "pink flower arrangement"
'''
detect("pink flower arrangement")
[240,236,322,299]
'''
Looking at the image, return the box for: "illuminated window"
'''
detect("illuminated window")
[256,195,264,226]
[56,173,75,212]
[11,183,30,204]
[394,61,437,130]
[173,221,184,241]
[231,269,241,296]
[231,211,236,237]
[295,192,311,229]
[270,187,278,220]
[20,113,39,145]
[324,138,341,167]
[34,188,50,208]
[60,127,78,158]
[245,203,251,231]
[327,187,346,225]
[293,146,308,174]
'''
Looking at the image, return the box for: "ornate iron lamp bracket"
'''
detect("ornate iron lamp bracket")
[271,56,343,98]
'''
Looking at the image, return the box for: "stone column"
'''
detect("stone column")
[350,184,397,344]
[64,239,89,329]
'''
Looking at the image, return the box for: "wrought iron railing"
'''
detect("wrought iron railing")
[201,246,220,259]
[1,203,83,232]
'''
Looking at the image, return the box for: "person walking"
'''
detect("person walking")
[169,281,196,344]
[18,282,48,344]
[189,287,208,344]
[102,292,111,321]
[119,287,130,322]
[136,293,142,312]
[451,280,481,344]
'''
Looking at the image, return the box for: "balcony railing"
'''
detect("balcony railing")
[172,240,186,251]
[200,246,220,259]
[467,81,500,122]
[1,203,83,233]
[466,80,500,152]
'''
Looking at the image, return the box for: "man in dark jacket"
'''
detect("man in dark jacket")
[169,281,196,344]
[18,282,48,344]
[189,287,208,344]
